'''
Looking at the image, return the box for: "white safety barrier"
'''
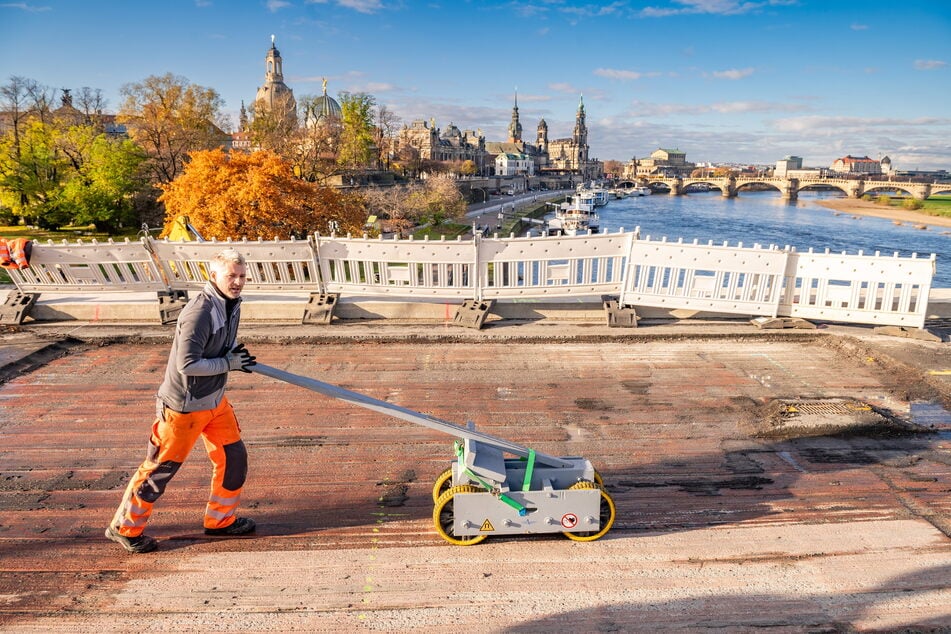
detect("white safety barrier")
[780,249,935,327]
[479,231,632,300]
[148,237,319,291]
[314,234,475,298]
[619,237,788,318]
[5,231,936,328]
[8,238,165,292]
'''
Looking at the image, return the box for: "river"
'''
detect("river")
[590,190,951,288]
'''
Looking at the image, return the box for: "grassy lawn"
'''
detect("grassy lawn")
[413,222,469,240]
[921,196,951,217]
[1,224,141,284]
[0,224,139,243]
[870,195,951,218]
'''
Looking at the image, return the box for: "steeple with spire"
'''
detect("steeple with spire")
[508,88,523,143]
[572,94,588,163]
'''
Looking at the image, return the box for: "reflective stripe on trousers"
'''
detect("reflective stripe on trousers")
[110,396,247,536]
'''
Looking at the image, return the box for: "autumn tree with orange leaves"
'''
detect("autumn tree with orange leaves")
[158,149,369,239]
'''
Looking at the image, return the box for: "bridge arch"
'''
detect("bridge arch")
[733,180,781,194]
[798,183,850,197]
[645,180,672,192]
[681,179,722,192]
[861,184,916,197]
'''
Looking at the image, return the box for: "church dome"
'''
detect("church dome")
[312,94,341,119]
[307,78,341,124]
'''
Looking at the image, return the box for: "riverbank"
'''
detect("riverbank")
[814,198,951,230]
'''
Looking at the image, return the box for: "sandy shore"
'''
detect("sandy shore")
[814,198,951,230]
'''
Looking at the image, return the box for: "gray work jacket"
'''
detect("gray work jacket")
[157,281,241,413]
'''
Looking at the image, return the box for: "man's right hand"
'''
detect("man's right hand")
[227,343,257,373]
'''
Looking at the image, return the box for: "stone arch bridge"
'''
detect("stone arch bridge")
[616,177,951,201]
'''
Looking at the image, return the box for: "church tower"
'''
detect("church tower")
[572,95,588,165]
[507,90,522,143]
[536,118,548,153]
[254,35,297,123]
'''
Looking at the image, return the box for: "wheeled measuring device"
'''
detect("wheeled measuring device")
[253,363,616,545]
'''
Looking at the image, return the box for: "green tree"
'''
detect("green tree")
[118,73,229,185]
[337,92,377,175]
[0,76,55,223]
[0,119,67,227]
[59,133,145,232]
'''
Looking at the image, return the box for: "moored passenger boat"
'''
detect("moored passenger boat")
[547,193,600,235]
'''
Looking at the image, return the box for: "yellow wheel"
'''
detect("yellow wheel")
[594,471,604,488]
[433,485,488,546]
[563,481,616,542]
[432,467,454,503]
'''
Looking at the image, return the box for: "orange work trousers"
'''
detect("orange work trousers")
[111,396,248,537]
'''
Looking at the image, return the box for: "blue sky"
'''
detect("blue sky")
[2,0,949,170]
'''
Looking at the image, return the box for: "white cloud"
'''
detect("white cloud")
[359,82,395,92]
[628,99,807,117]
[336,0,383,13]
[640,0,796,18]
[712,67,754,80]
[594,68,663,81]
[266,0,291,12]
[914,59,947,71]
[548,82,579,94]
[305,0,382,11]
[595,68,642,81]
[560,2,628,19]
[711,100,793,113]
[0,2,52,11]
[498,91,551,103]
[850,23,868,30]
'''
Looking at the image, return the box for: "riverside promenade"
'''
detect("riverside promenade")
[2,306,951,631]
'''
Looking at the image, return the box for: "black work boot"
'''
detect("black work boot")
[105,525,158,554]
[204,517,256,536]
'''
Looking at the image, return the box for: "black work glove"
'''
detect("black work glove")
[227,343,257,373]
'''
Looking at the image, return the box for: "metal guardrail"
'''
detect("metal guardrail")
[6,231,936,328]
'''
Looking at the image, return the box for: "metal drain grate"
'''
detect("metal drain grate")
[759,398,894,439]
[781,400,871,417]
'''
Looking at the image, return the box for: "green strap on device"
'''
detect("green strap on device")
[462,467,528,516]
[521,449,536,492]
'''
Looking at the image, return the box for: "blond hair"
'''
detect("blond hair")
[210,248,246,271]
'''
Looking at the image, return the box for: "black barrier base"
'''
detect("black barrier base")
[0,291,40,325]
[157,290,189,325]
[602,295,638,328]
[302,292,339,325]
[453,299,494,329]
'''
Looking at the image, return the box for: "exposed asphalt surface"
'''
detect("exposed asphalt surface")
[1,316,951,632]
